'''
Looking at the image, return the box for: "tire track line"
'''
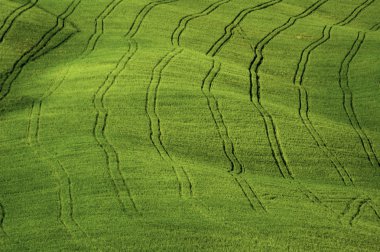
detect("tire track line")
[27,74,91,238]
[293,26,353,185]
[201,0,284,211]
[292,0,376,183]
[145,48,194,197]
[0,0,39,43]
[89,0,175,210]
[84,0,124,54]
[92,41,139,212]
[341,197,370,226]
[339,32,380,169]
[0,202,7,236]
[248,0,329,202]
[0,0,81,102]
[171,0,231,47]
[370,22,380,31]
[125,0,177,38]
[201,60,266,211]
[206,0,282,57]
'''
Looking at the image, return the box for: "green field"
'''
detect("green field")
[0,0,379,250]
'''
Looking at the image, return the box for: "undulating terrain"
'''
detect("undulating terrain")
[0,0,379,250]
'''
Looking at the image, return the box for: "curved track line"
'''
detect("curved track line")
[370,22,380,31]
[84,0,124,54]
[247,0,329,203]
[0,0,81,102]
[145,48,193,197]
[171,0,231,47]
[92,41,139,212]
[338,32,380,169]
[0,202,7,236]
[292,0,377,183]
[125,0,177,38]
[201,60,265,211]
[207,0,282,57]
[0,0,39,43]
[293,26,353,185]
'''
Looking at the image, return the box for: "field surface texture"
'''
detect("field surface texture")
[0,0,380,251]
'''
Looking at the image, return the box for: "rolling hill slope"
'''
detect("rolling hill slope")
[0,0,379,250]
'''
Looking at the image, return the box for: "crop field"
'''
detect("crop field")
[0,0,379,250]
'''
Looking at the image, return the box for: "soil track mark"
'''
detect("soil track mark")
[338,32,380,169]
[171,0,231,47]
[92,41,139,212]
[84,0,124,54]
[201,60,265,211]
[206,0,282,57]
[145,49,193,197]
[0,0,39,43]
[0,0,81,102]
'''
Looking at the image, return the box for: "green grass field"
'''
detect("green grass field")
[0,0,379,250]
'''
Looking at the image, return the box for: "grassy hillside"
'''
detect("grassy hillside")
[0,0,379,250]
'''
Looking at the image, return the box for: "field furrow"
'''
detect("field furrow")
[0,0,39,43]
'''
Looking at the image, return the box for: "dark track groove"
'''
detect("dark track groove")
[171,0,231,47]
[92,41,139,212]
[206,0,282,57]
[84,0,124,54]
[292,0,377,184]
[247,0,329,204]
[201,60,265,211]
[0,202,7,236]
[0,0,81,102]
[0,0,39,43]
[145,48,194,197]
[125,0,177,38]
[338,32,380,169]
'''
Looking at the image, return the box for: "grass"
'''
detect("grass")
[0,0,379,250]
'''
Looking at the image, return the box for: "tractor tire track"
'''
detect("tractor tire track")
[341,197,370,226]
[92,40,139,212]
[334,0,374,26]
[0,0,39,43]
[206,0,282,57]
[0,0,81,102]
[293,26,353,185]
[171,0,231,47]
[201,60,265,211]
[339,32,380,169]
[370,22,380,31]
[145,48,193,197]
[0,202,7,236]
[125,0,178,38]
[84,0,124,54]
[27,99,89,239]
[247,0,329,203]
[291,0,376,183]
[88,0,174,209]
